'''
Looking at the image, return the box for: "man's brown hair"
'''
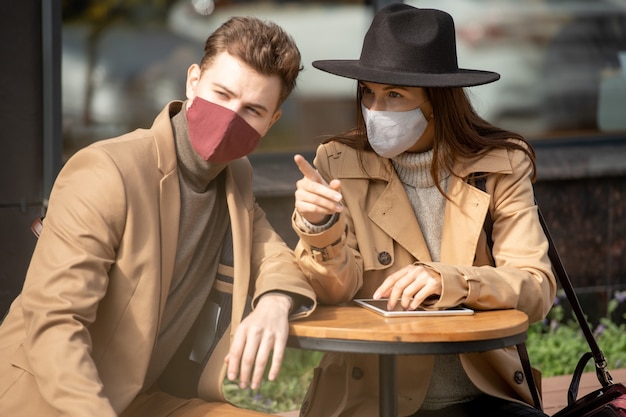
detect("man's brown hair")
[201,16,303,106]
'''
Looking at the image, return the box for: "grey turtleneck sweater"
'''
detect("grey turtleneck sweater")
[143,104,230,390]
[391,150,449,262]
[391,150,482,410]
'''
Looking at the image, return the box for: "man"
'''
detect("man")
[0,16,315,417]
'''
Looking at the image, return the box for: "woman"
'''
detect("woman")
[292,4,555,417]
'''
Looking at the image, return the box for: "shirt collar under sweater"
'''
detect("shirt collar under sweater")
[391,149,450,188]
[171,102,226,192]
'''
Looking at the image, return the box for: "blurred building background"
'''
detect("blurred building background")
[2,0,626,322]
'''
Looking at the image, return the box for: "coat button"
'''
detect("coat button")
[378,251,392,265]
[351,367,364,380]
[514,370,525,384]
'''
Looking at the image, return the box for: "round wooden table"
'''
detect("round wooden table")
[288,304,529,417]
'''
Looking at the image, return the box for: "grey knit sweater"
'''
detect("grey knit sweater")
[392,150,482,410]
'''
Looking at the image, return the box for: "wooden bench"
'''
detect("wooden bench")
[276,368,626,417]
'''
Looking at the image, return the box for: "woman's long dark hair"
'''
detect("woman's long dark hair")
[324,85,537,196]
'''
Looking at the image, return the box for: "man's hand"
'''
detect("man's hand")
[294,154,343,225]
[224,293,292,390]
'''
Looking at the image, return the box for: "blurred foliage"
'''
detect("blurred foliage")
[223,348,323,413]
[527,290,626,377]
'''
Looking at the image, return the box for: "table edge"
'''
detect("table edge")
[287,331,528,355]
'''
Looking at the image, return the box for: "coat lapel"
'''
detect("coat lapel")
[153,102,182,316]
[223,161,252,334]
[158,174,179,314]
[335,151,433,262]
[369,174,432,262]
[440,175,490,265]
[330,144,513,266]
[440,147,513,265]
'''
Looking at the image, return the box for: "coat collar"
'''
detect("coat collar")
[328,144,512,264]
[329,144,512,179]
[153,101,183,176]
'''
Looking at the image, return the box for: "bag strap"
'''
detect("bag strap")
[470,172,614,388]
[470,173,542,410]
[567,352,596,405]
[517,342,543,410]
[536,206,614,388]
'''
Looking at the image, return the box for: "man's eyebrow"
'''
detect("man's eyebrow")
[214,82,269,113]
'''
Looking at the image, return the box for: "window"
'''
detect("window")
[62,0,626,157]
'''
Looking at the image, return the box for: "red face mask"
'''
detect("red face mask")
[186,97,262,163]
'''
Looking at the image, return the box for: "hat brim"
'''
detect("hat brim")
[313,60,500,88]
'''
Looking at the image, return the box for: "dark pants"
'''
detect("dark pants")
[409,395,548,417]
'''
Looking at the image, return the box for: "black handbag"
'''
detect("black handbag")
[537,207,626,417]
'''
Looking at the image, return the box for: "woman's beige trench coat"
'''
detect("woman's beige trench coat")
[293,140,556,417]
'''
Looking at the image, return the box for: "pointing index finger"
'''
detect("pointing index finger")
[294,154,324,184]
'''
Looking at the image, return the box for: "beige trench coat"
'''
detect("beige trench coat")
[0,101,315,417]
[292,141,556,417]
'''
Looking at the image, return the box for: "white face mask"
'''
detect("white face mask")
[361,103,429,158]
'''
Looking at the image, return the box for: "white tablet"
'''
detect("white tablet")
[354,299,474,318]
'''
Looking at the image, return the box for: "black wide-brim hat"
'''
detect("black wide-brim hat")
[313,3,500,87]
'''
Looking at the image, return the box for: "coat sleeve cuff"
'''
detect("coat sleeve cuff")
[419,262,480,308]
[292,210,347,262]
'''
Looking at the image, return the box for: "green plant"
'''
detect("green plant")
[223,348,323,413]
[527,290,626,377]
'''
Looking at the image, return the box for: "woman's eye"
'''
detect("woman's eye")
[388,91,401,98]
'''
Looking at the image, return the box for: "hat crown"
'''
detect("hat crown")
[311,3,500,87]
[360,4,459,75]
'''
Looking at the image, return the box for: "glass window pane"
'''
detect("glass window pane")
[62,0,626,157]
